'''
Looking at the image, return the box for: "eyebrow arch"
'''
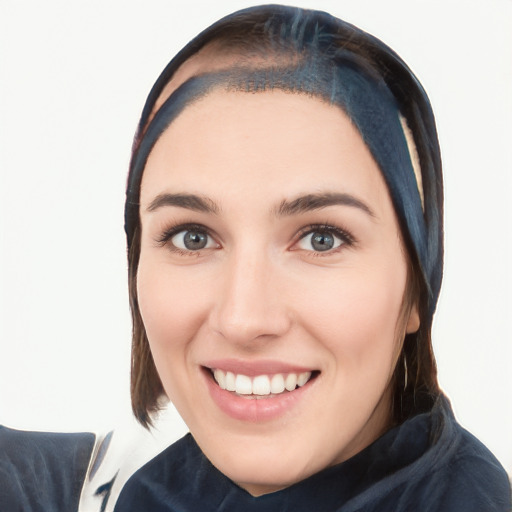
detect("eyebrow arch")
[275,192,375,218]
[146,193,219,214]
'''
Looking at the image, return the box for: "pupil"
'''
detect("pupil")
[184,231,207,250]
[311,232,334,251]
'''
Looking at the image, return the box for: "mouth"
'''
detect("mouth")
[201,362,320,422]
[204,367,320,399]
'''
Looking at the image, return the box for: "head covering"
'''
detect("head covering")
[124,4,443,316]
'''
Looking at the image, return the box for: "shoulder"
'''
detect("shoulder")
[79,418,187,511]
[398,405,511,512]
[0,425,95,512]
[113,434,216,511]
[0,417,183,512]
[431,424,511,510]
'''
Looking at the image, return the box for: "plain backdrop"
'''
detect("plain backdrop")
[1,0,511,473]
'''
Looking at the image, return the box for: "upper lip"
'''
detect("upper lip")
[202,358,317,377]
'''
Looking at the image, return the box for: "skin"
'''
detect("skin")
[137,89,419,496]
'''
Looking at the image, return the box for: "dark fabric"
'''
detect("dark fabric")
[114,396,511,512]
[0,426,95,512]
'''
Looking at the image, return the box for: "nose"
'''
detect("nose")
[209,248,292,345]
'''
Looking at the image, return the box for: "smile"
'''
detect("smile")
[212,369,314,397]
[202,361,319,421]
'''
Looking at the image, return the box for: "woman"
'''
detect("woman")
[1,4,510,511]
[115,4,510,510]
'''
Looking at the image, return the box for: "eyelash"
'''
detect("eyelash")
[155,222,355,255]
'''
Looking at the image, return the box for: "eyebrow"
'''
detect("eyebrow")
[146,191,375,218]
[275,193,375,218]
[146,193,219,214]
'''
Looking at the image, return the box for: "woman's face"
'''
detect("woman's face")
[137,90,419,496]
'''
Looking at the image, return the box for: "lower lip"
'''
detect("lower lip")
[203,369,315,422]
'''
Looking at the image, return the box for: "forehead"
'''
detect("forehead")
[140,89,390,211]
[149,43,285,124]
[130,40,414,215]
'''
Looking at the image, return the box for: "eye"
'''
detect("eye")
[296,227,350,253]
[171,228,217,251]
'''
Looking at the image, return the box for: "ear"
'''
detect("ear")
[405,302,420,334]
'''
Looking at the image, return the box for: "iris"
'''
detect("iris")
[310,232,335,251]
[173,230,209,250]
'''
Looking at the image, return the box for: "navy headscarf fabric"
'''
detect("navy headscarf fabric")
[124,4,443,316]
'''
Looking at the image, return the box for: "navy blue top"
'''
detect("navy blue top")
[114,397,511,511]
[0,426,94,512]
[1,397,510,511]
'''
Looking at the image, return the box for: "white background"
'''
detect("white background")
[1,0,511,474]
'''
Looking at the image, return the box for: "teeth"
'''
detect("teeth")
[213,369,226,390]
[270,374,285,394]
[252,375,271,395]
[285,373,298,391]
[225,371,236,392]
[235,374,252,395]
[297,372,311,387]
[212,369,313,396]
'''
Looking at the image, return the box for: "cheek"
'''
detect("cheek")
[298,258,407,369]
[136,253,209,364]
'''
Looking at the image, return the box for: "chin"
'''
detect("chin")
[192,428,334,496]
[213,451,314,496]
